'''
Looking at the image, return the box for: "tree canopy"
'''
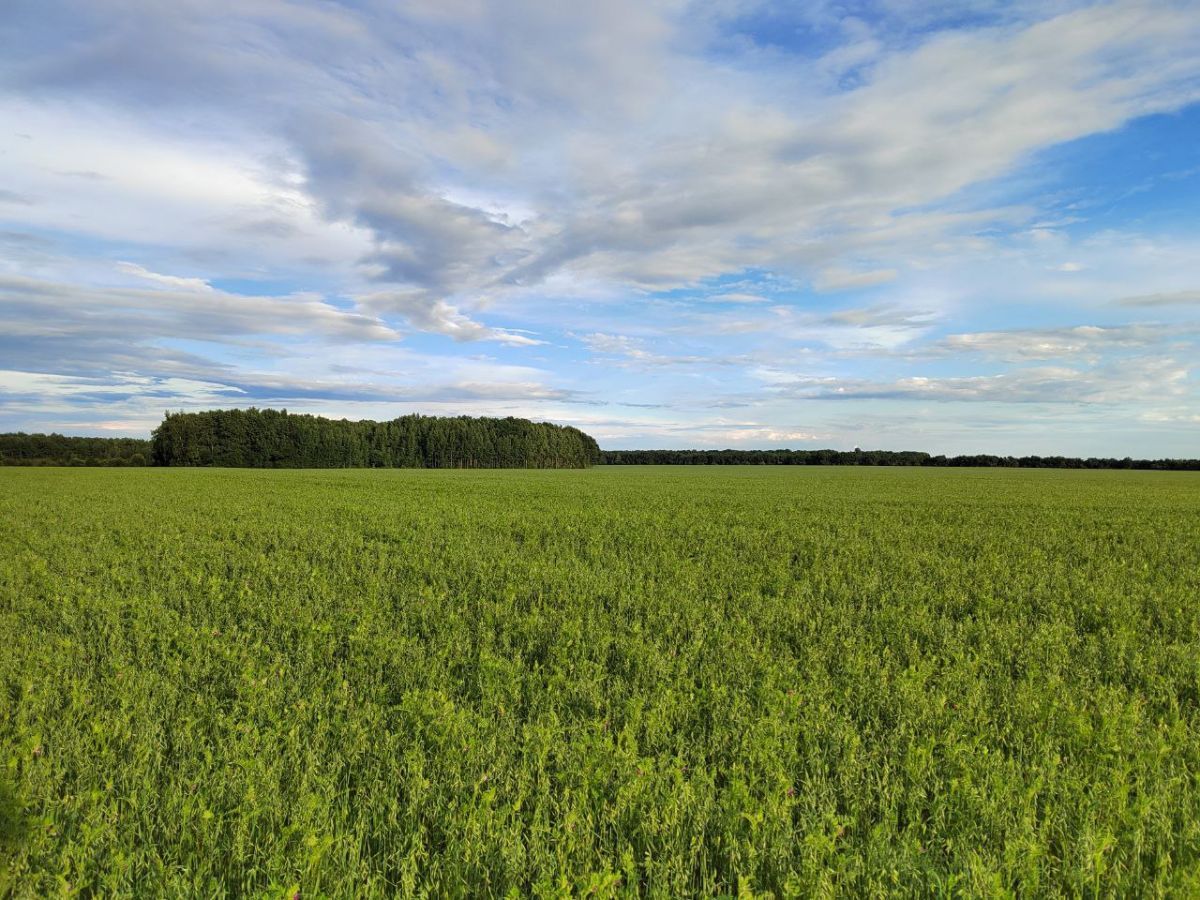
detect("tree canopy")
[150,409,601,469]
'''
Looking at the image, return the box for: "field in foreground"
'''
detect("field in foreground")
[2,467,1199,897]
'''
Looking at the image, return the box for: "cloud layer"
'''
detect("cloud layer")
[1,0,1198,453]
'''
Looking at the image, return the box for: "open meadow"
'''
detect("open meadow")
[2,466,1200,897]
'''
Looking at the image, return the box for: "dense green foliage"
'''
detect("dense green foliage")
[150,409,601,468]
[6,424,1198,471]
[602,448,1200,470]
[0,777,25,892]
[2,467,1200,896]
[0,433,150,467]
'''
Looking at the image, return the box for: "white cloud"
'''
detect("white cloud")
[0,97,374,283]
[8,0,1199,305]
[360,290,542,345]
[760,355,1190,405]
[115,261,214,292]
[813,267,899,292]
[1117,289,1200,307]
[0,369,244,403]
[935,323,1192,360]
[0,272,402,355]
[716,427,832,444]
[706,292,769,304]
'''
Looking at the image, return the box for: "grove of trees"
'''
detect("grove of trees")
[150,408,602,468]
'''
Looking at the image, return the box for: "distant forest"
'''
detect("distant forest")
[2,416,1198,470]
[602,449,1200,470]
[0,433,151,467]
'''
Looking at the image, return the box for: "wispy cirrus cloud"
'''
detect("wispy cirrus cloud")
[0,271,401,349]
[758,355,1190,405]
[933,323,1197,360]
[813,267,899,293]
[1116,290,1200,307]
[579,332,739,368]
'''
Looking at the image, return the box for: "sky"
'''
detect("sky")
[1,0,1199,455]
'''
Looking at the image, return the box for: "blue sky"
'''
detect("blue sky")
[1,0,1198,454]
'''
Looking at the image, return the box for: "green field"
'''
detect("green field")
[2,467,1200,897]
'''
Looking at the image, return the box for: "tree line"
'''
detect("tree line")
[0,433,151,466]
[3,423,1197,470]
[601,449,1200,470]
[150,409,601,468]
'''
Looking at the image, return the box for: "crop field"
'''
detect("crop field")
[2,467,1200,897]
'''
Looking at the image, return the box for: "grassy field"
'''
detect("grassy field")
[2,466,1199,897]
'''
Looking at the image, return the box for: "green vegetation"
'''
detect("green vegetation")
[7,423,1200,471]
[0,776,26,893]
[151,409,601,469]
[0,434,150,467]
[602,448,1200,470]
[0,411,601,470]
[2,466,1199,896]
